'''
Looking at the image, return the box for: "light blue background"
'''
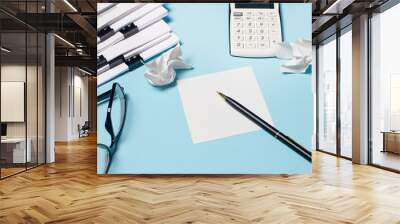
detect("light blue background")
[97,3,312,174]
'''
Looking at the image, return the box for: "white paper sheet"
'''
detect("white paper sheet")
[177,66,273,144]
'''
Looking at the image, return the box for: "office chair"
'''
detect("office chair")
[79,121,90,138]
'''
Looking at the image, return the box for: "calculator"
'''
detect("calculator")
[229,3,282,58]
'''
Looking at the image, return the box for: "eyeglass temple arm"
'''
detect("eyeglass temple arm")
[97,89,112,104]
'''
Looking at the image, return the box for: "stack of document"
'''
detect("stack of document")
[97,3,180,86]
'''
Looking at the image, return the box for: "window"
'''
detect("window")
[370,2,400,171]
[339,28,352,158]
[318,36,337,154]
[316,27,353,159]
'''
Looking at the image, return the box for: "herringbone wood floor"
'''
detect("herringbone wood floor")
[1,135,400,224]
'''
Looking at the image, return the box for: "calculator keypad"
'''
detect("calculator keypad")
[231,7,282,57]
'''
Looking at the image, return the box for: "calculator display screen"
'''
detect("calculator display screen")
[235,3,274,9]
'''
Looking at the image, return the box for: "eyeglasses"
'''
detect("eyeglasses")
[97,83,127,174]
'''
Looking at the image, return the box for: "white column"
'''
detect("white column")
[352,14,369,164]
[46,32,55,163]
[312,45,317,150]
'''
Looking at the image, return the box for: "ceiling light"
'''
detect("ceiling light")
[78,67,93,76]
[1,47,11,53]
[76,48,85,55]
[63,0,78,12]
[54,34,75,48]
[323,0,355,15]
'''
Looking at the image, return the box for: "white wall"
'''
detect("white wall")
[54,66,89,141]
[1,63,46,164]
[1,65,26,135]
[72,73,89,138]
[1,64,40,138]
[1,82,25,122]
[55,66,69,141]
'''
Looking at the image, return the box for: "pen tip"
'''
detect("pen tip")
[217,91,227,99]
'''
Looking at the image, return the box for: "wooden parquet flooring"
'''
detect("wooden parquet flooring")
[0,167,26,178]
[1,135,400,224]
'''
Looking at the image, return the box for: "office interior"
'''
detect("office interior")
[313,0,400,172]
[0,0,96,179]
[0,0,399,223]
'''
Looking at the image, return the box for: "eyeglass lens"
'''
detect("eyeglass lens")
[97,144,110,174]
[111,84,125,140]
[97,84,126,174]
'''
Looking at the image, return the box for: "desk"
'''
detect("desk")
[382,131,400,154]
[97,3,312,174]
[1,138,32,163]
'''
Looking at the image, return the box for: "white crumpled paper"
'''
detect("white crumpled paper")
[144,44,193,87]
[274,39,312,74]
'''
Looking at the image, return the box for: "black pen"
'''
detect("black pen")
[217,92,312,162]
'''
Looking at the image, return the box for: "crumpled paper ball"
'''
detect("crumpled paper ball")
[144,44,193,87]
[274,39,312,74]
